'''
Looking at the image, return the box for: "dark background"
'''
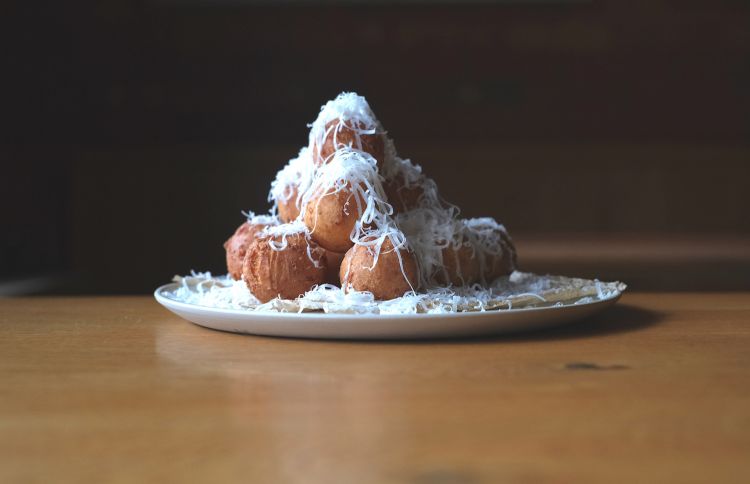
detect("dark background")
[3,0,749,295]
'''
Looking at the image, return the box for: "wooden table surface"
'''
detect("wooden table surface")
[1,294,749,484]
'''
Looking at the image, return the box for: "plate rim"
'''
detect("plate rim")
[154,282,623,320]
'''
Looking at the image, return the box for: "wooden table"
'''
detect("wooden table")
[2,294,749,484]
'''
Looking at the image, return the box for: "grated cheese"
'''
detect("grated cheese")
[308,92,385,165]
[168,271,626,315]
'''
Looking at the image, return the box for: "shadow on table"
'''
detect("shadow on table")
[499,304,664,343]
[333,304,664,345]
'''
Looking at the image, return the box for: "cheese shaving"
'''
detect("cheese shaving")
[167,271,626,315]
[241,210,280,227]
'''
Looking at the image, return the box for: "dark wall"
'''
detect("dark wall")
[3,1,749,293]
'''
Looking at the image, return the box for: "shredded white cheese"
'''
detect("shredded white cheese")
[241,210,280,227]
[268,147,315,212]
[167,271,626,315]
[308,92,385,165]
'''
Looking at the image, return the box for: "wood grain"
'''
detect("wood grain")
[1,294,749,483]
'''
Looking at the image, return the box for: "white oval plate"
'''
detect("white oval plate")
[154,283,622,340]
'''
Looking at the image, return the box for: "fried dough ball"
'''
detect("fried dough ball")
[436,243,481,286]
[276,184,300,223]
[312,119,385,166]
[383,176,424,213]
[483,230,518,282]
[270,147,315,223]
[323,249,346,286]
[340,238,419,300]
[303,184,364,253]
[242,231,327,303]
[460,218,518,284]
[223,221,270,280]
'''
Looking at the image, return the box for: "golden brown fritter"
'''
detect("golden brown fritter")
[323,249,346,286]
[481,230,518,283]
[340,238,419,300]
[223,221,268,280]
[312,119,384,166]
[303,184,364,253]
[383,176,424,214]
[243,232,327,302]
[437,243,481,286]
[276,184,300,223]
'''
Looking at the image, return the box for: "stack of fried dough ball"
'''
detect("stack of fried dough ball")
[225,92,517,303]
